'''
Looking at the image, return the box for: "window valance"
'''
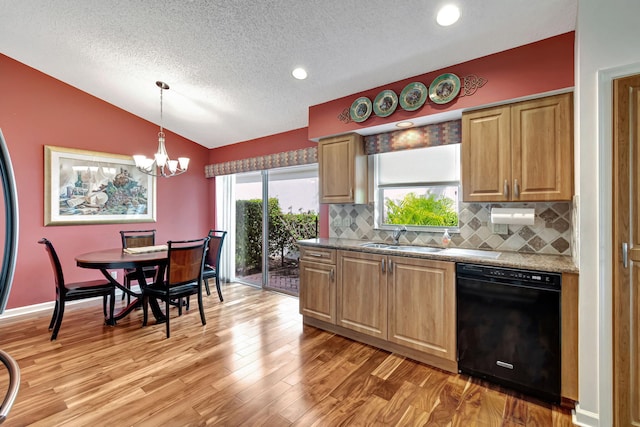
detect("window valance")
[204,119,460,177]
[204,147,317,178]
[364,119,461,155]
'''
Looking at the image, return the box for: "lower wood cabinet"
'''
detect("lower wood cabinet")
[388,257,456,362]
[333,250,457,368]
[299,247,336,324]
[337,250,387,339]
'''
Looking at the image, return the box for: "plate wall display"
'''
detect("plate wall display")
[350,97,373,122]
[373,90,398,117]
[429,73,461,105]
[399,82,428,111]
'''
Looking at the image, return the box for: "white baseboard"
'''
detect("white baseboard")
[0,289,130,320]
[573,403,600,427]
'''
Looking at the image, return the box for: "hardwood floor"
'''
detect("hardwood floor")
[0,283,574,426]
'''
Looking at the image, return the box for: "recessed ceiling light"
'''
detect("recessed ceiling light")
[292,67,308,80]
[396,121,414,128]
[436,4,460,26]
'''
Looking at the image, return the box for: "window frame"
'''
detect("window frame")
[372,152,461,233]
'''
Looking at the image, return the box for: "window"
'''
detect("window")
[374,144,460,231]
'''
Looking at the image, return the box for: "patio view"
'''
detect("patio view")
[233,166,318,296]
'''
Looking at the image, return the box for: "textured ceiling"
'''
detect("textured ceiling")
[0,0,577,149]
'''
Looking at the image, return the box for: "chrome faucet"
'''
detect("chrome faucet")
[392,225,407,245]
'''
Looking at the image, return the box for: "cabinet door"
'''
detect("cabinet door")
[318,134,367,204]
[388,256,456,361]
[461,105,511,202]
[337,250,387,339]
[511,93,573,201]
[299,260,336,323]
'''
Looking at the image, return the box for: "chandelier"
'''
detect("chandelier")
[133,81,189,177]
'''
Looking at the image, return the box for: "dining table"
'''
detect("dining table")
[75,247,168,324]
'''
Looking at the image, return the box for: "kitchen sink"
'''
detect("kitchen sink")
[360,242,443,253]
[360,242,390,249]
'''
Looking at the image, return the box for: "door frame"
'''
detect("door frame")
[594,62,640,426]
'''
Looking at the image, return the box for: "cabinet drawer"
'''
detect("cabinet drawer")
[300,246,336,264]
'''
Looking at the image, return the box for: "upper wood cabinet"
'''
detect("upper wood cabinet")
[318,133,368,204]
[461,93,573,202]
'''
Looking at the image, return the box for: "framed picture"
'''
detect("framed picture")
[44,145,156,226]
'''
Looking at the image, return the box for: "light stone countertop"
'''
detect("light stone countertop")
[298,238,578,274]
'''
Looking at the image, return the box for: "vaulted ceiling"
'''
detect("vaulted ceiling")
[0,1,577,149]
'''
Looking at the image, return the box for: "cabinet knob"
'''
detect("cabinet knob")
[503,179,509,197]
[388,259,393,274]
[381,258,386,273]
[514,179,520,198]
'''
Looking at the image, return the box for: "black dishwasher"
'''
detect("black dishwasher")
[456,263,561,403]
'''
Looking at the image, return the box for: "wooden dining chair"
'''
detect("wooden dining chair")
[202,230,227,301]
[142,237,208,338]
[38,238,116,340]
[119,229,157,303]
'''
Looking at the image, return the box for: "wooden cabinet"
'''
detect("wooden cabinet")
[299,247,336,324]
[337,250,387,339]
[462,93,573,202]
[561,272,579,402]
[336,250,456,364]
[318,133,368,204]
[388,256,456,362]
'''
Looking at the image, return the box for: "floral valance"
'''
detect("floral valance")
[204,119,460,177]
[204,147,317,177]
[364,119,461,155]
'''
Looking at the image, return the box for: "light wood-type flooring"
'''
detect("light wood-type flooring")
[0,282,575,426]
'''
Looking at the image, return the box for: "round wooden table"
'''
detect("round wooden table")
[76,248,168,323]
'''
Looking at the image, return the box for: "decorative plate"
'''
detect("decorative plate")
[373,90,398,117]
[399,82,428,111]
[429,73,461,104]
[350,96,372,122]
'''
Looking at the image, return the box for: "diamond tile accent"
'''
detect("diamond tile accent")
[539,208,559,222]
[329,202,572,256]
[551,237,570,253]
[553,218,570,233]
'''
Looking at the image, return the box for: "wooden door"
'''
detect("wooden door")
[299,260,336,324]
[461,105,511,202]
[337,250,387,339]
[511,93,573,201]
[613,74,640,426]
[387,256,456,361]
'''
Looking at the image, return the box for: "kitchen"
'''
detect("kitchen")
[0,1,637,425]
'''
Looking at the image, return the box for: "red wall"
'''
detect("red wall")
[208,32,574,242]
[1,32,575,309]
[0,54,211,309]
[308,32,575,139]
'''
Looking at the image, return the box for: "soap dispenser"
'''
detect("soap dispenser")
[441,229,451,247]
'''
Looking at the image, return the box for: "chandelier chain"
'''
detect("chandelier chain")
[132,81,189,177]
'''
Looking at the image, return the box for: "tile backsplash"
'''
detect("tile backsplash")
[329,201,572,256]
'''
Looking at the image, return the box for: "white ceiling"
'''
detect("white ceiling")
[0,0,577,149]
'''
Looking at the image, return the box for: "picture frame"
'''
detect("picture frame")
[44,145,157,226]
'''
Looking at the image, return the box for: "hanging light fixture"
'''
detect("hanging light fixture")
[133,81,189,177]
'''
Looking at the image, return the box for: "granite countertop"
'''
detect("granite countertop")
[298,238,578,274]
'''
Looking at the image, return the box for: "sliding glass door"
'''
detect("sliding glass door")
[265,166,318,295]
[234,171,264,287]
[224,164,318,296]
